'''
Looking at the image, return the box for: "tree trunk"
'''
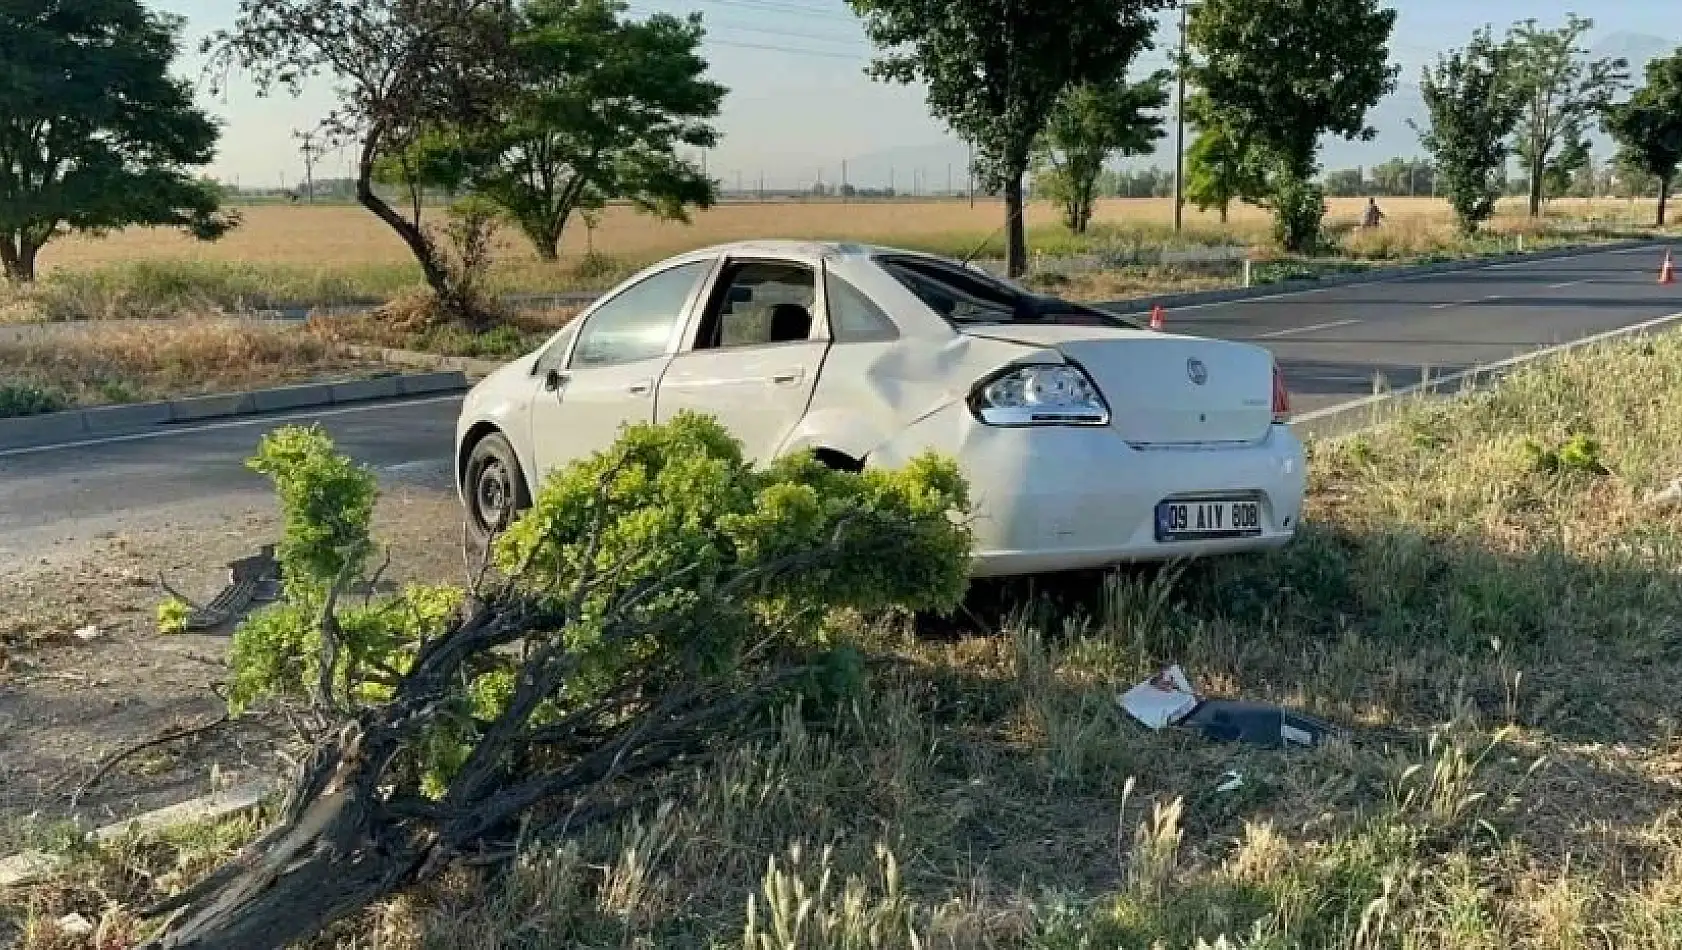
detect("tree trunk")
[1528,157,1545,218]
[1004,173,1028,279]
[0,234,39,284]
[354,141,454,305]
[1219,205,1229,224]
[1659,176,1671,228]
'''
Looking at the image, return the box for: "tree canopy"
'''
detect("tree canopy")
[1183,124,1266,223]
[0,0,234,284]
[846,0,1166,277]
[1503,16,1628,218]
[1415,27,1524,235]
[1186,0,1398,251]
[1037,73,1169,233]
[1607,47,1682,226]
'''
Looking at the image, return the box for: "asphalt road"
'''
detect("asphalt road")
[3,241,1678,558]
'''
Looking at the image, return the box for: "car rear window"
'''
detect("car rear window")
[874,256,1132,328]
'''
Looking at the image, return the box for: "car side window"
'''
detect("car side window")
[569,261,710,369]
[824,271,900,343]
[693,261,817,350]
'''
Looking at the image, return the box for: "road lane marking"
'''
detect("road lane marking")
[1253,318,1361,339]
[1430,294,1505,309]
[1291,309,1682,425]
[0,394,464,460]
[1547,279,1590,289]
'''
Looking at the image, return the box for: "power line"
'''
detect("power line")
[689,0,860,25]
[705,37,865,60]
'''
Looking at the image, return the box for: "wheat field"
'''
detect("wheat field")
[36,195,1660,275]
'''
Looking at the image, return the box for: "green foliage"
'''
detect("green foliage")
[1416,28,1525,235]
[846,0,1164,277]
[393,0,724,263]
[1503,16,1630,217]
[157,597,192,636]
[0,0,234,284]
[1183,126,1268,223]
[1520,434,1609,477]
[0,383,68,419]
[246,425,378,593]
[1269,174,1328,254]
[1037,74,1170,233]
[1607,47,1682,226]
[1186,0,1397,241]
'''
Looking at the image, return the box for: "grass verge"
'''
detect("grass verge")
[7,329,1682,950]
[0,318,385,416]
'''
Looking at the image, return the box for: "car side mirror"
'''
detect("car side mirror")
[544,368,565,392]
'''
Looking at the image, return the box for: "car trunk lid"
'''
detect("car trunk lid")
[962,325,1277,445]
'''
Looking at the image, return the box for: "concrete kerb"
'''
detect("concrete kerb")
[0,370,469,452]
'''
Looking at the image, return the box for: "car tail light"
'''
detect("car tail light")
[970,363,1110,426]
[1272,362,1291,423]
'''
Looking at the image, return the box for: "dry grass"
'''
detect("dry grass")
[9,331,1682,948]
[0,318,383,411]
[306,299,582,359]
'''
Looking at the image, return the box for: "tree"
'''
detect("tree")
[846,0,1166,277]
[1371,157,1435,197]
[1607,47,1682,226]
[1036,72,1169,233]
[1324,168,1366,197]
[465,0,723,262]
[204,0,521,322]
[1186,0,1398,253]
[1184,126,1266,223]
[0,0,234,284]
[1504,15,1629,218]
[1415,28,1525,235]
[138,416,972,949]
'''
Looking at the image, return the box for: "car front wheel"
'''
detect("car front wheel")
[463,431,530,546]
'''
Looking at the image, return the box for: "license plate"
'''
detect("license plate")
[1155,498,1263,542]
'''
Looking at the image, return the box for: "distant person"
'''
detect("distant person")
[1362,197,1385,229]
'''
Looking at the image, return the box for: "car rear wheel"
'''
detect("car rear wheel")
[464,432,530,546]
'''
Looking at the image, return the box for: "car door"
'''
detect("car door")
[527,258,715,477]
[656,256,830,464]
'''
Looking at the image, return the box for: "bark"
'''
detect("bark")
[353,138,457,310]
[1659,176,1671,228]
[1004,173,1028,279]
[0,234,39,284]
[1528,157,1545,218]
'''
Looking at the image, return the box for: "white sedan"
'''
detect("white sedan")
[454,240,1305,577]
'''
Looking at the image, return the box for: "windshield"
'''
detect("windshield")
[874,255,1133,328]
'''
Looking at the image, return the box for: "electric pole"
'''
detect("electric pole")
[1173,1,1191,233]
[293,130,320,204]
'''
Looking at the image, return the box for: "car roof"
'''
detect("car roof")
[666,239,947,264]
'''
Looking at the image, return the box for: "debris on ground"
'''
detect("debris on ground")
[71,625,101,641]
[1119,665,1339,749]
[55,912,94,936]
[1645,478,1682,512]
[161,544,282,632]
[1215,770,1245,793]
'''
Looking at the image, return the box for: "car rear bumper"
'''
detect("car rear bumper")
[868,408,1306,579]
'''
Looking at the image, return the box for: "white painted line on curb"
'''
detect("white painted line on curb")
[1290,309,1682,426]
[1253,318,1361,339]
[0,394,463,460]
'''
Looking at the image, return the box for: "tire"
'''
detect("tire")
[463,431,530,546]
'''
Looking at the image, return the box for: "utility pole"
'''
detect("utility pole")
[967,143,974,207]
[293,130,319,204]
[842,159,849,202]
[1173,1,1190,233]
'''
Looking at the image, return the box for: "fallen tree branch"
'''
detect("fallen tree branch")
[71,713,233,802]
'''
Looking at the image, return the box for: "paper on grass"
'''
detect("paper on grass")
[1118,664,1201,730]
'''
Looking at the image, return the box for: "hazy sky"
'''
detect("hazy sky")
[159,0,1680,190]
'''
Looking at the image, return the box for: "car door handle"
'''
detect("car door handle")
[627,379,654,396]
[769,369,804,386]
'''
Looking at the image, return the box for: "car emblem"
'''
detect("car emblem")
[1186,358,1208,386]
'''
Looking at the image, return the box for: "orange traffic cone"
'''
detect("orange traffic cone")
[1149,304,1166,330]
[1662,250,1676,286]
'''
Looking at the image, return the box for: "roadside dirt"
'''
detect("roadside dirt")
[0,482,466,836]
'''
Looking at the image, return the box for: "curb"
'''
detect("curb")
[1095,238,1667,316]
[0,370,469,451]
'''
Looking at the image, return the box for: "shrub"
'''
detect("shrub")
[1271,175,1327,253]
[0,382,68,418]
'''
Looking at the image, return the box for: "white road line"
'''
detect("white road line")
[1547,279,1590,289]
[1430,294,1505,310]
[1253,318,1361,339]
[0,394,463,460]
[1291,309,1682,425]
